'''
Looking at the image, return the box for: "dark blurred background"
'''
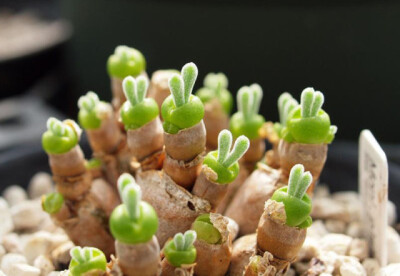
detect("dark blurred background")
[1,0,400,203]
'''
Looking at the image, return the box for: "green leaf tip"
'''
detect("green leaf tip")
[300,87,325,118]
[69,246,107,276]
[118,173,141,221]
[168,62,198,107]
[217,130,249,168]
[204,72,228,90]
[42,192,64,214]
[237,83,263,121]
[173,230,197,251]
[287,164,312,199]
[107,45,146,78]
[278,92,298,126]
[122,76,149,106]
[78,92,99,112]
[47,117,67,137]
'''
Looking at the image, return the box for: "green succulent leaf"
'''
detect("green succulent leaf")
[271,164,313,228]
[283,87,336,144]
[68,246,107,276]
[163,230,197,267]
[192,214,222,244]
[78,91,110,130]
[42,118,79,154]
[110,173,158,244]
[42,192,64,214]
[107,45,146,78]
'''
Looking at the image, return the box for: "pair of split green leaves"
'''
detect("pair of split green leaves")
[68,246,107,276]
[276,88,337,144]
[42,118,79,155]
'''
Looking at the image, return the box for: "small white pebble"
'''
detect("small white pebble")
[325,219,347,234]
[380,263,400,276]
[307,220,328,238]
[387,201,397,226]
[320,234,353,255]
[2,233,22,253]
[0,198,14,240]
[9,263,40,276]
[28,172,53,199]
[0,253,27,275]
[0,245,5,261]
[51,241,74,270]
[349,239,369,261]
[346,222,362,238]
[11,200,44,231]
[298,237,320,261]
[33,255,54,276]
[0,271,5,276]
[3,185,27,206]
[362,258,380,276]
[47,271,69,276]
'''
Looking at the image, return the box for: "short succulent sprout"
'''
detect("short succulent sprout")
[107,45,146,79]
[42,192,64,214]
[78,92,112,129]
[68,246,107,276]
[161,62,205,134]
[274,92,299,138]
[271,164,313,228]
[196,72,233,114]
[230,84,265,139]
[109,173,158,244]
[42,118,79,154]
[163,230,197,267]
[120,76,159,130]
[282,88,337,144]
[85,158,102,170]
[192,214,222,244]
[203,130,250,184]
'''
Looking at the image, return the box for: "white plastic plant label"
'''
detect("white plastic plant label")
[359,129,388,266]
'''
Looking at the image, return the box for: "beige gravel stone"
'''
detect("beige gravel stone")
[2,232,22,253]
[349,239,368,261]
[380,263,400,276]
[3,185,27,206]
[362,258,380,276]
[0,198,13,240]
[10,199,44,231]
[33,255,55,276]
[50,241,74,270]
[325,219,347,234]
[387,226,400,264]
[307,220,328,238]
[1,253,27,275]
[346,222,362,238]
[297,237,320,262]
[320,234,353,256]
[28,172,54,199]
[339,256,366,276]
[9,263,41,276]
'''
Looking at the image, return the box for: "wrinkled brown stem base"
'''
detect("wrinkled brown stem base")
[49,146,86,177]
[163,153,203,190]
[225,163,281,235]
[278,140,327,195]
[87,116,123,154]
[164,121,206,162]
[127,117,164,161]
[216,167,249,214]
[90,178,120,217]
[160,260,195,276]
[192,213,232,276]
[136,170,211,246]
[50,193,115,257]
[203,99,229,150]
[257,200,306,262]
[115,237,160,276]
[241,138,266,172]
[192,169,227,211]
[229,234,256,276]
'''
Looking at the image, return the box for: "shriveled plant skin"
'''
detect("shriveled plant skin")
[243,252,290,276]
[225,163,282,235]
[160,259,195,276]
[127,117,164,162]
[136,170,211,247]
[278,140,327,195]
[49,146,86,178]
[86,115,123,154]
[229,234,256,276]
[115,237,160,276]
[203,99,229,150]
[191,213,233,276]
[241,137,265,171]
[163,121,206,162]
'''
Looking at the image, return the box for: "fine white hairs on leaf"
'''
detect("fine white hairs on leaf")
[216,129,250,168]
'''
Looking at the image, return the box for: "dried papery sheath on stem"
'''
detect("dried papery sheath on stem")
[148,69,179,109]
[78,92,123,185]
[196,73,233,149]
[230,84,266,169]
[249,164,313,275]
[192,130,249,209]
[161,230,197,276]
[264,93,298,168]
[42,117,116,257]
[110,173,160,276]
[278,87,337,194]
[68,246,107,276]
[121,76,164,165]
[190,213,234,276]
[162,62,206,188]
[107,45,147,108]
